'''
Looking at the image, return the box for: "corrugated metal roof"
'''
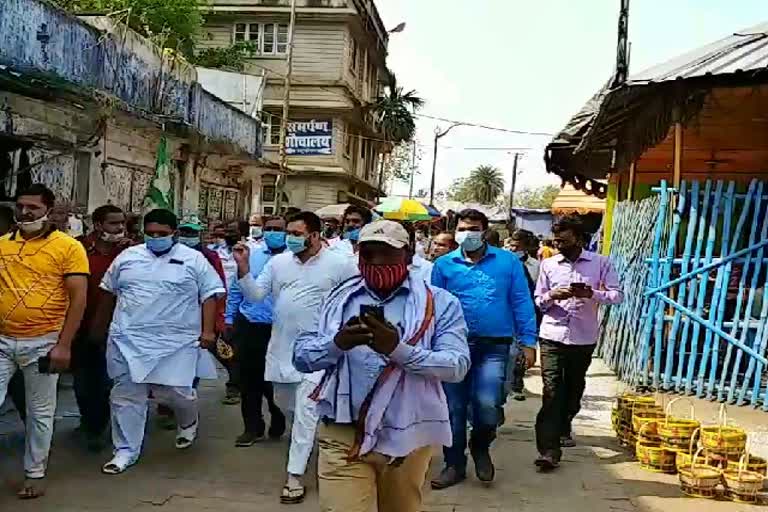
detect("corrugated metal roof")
[628,22,768,84]
[551,183,606,215]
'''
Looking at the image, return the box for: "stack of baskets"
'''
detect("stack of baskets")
[612,392,658,448]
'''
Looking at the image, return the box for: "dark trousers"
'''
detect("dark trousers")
[72,337,112,437]
[234,314,283,434]
[535,339,595,460]
[9,370,25,422]
[443,342,510,471]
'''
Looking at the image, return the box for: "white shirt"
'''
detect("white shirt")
[409,254,434,284]
[240,246,358,384]
[101,244,225,386]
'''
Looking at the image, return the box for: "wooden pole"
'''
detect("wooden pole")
[627,161,636,200]
[672,122,683,189]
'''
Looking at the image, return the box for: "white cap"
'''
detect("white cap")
[359,220,409,249]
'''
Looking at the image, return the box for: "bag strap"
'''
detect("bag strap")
[347,287,435,460]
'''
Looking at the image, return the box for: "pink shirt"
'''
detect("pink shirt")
[535,250,623,345]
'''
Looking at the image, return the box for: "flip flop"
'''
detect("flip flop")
[280,485,306,504]
[176,420,199,450]
[102,456,137,475]
[18,478,45,500]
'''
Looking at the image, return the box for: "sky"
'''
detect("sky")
[376,0,767,198]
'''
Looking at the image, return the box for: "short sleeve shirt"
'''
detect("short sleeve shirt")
[0,228,90,337]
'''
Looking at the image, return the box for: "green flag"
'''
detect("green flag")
[143,136,173,212]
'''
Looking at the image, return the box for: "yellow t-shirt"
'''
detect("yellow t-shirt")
[0,229,90,338]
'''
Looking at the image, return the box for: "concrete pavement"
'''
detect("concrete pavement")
[1,362,766,511]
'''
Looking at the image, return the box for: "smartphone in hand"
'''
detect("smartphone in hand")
[360,304,385,322]
[38,355,52,374]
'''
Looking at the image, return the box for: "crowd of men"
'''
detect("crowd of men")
[0,183,622,512]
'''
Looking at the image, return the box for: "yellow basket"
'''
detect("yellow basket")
[678,448,722,499]
[658,398,700,452]
[636,424,677,474]
[617,393,656,423]
[700,406,746,456]
[632,408,665,434]
[722,453,764,504]
[727,453,768,475]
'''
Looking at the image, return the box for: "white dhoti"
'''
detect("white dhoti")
[107,342,199,462]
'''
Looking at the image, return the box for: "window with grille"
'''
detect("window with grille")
[232,23,289,56]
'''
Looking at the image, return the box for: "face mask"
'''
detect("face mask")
[213,238,226,248]
[359,260,409,296]
[455,231,484,252]
[514,249,527,260]
[249,226,263,239]
[178,236,200,248]
[145,235,175,254]
[344,227,361,242]
[16,215,48,234]
[286,234,307,254]
[101,231,125,243]
[264,231,287,250]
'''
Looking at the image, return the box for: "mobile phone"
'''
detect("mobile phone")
[360,304,385,322]
[38,355,52,374]
[570,282,587,290]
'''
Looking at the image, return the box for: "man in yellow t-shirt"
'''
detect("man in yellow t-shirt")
[0,184,89,500]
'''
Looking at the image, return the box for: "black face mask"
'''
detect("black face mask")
[224,235,240,247]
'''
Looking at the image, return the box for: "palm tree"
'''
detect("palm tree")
[465,165,505,204]
[373,75,425,143]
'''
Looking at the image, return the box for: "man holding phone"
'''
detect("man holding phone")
[534,216,623,471]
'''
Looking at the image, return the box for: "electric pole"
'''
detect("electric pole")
[274,0,297,212]
[408,139,417,199]
[507,152,521,226]
[429,123,462,206]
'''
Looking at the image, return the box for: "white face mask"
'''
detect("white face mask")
[16,215,48,234]
[455,230,484,252]
[101,231,125,243]
[250,226,263,239]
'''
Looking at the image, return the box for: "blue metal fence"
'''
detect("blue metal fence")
[598,179,768,407]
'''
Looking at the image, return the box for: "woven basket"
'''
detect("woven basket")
[632,408,665,434]
[700,406,747,456]
[636,420,661,445]
[678,448,722,499]
[658,398,700,452]
[722,453,765,503]
[617,394,656,423]
[636,424,677,474]
[727,453,768,475]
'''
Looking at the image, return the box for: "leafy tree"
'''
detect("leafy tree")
[191,42,257,71]
[373,75,424,144]
[447,165,505,205]
[511,184,561,209]
[53,0,204,58]
[381,140,422,188]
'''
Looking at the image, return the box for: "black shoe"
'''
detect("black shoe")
[430,466,466,490]
[235,431,264,447]
[470,446,495,483]
[535,453,560,472]
[560,436,576,448]
[512,391,526,402]
[268,411,286,439]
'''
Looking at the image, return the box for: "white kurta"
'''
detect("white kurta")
[101,244,225,387]
[239,247,358,384]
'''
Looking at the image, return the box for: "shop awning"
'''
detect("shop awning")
[551,183,606,215]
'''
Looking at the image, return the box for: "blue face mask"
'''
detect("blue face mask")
[145,235,175,254]
[286,234,307,254]
[344,227,361,242]
[178,236,200,248]
[455,231,484,253]
[264,231,287,250]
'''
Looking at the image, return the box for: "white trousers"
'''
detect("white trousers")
[274,379,320,476]
[0,333,59,479]
[108,348,198,462]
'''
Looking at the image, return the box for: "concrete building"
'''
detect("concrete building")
[200,0,391,213]
[0,0,268,226]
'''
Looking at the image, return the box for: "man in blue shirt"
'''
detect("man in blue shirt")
[226,216,288,447]
[431,209,538,489]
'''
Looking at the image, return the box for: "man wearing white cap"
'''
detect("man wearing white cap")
[294,220,470,512]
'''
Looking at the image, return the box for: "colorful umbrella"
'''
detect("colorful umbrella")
[374,198,441,221]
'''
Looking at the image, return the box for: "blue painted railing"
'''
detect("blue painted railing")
[598,179,768,407]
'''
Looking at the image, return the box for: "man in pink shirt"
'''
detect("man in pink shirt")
[533,216,623,471]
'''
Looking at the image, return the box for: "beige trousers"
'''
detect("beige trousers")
[317,423,433,512]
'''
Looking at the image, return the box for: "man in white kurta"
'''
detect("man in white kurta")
[237,211,357,503]
[99,210,225,474]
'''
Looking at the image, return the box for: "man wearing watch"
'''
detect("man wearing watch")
[93,209,225,475]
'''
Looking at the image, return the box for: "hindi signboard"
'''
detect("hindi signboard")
[285,120,333,156]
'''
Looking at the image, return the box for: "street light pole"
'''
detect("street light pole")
[507,152,521,226]
[429,123,461,206]
[408,139,417,199]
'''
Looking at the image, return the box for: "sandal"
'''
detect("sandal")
[176,420,199,450]
[280,485,306,504]
[18,478,46,500]
[102,455,137,475]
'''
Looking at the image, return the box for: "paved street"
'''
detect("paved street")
[1,361,766,511]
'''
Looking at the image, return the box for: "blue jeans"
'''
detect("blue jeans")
[443,342,510,471]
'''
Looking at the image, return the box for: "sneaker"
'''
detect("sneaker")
[512,391,526,402]
[470,446,495,483]
[175,420,199,450]
[235,431,264,447]
[535,453,560,472]
[430,466,466,490]
[560,436,576,448]
[222,388,240,405]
